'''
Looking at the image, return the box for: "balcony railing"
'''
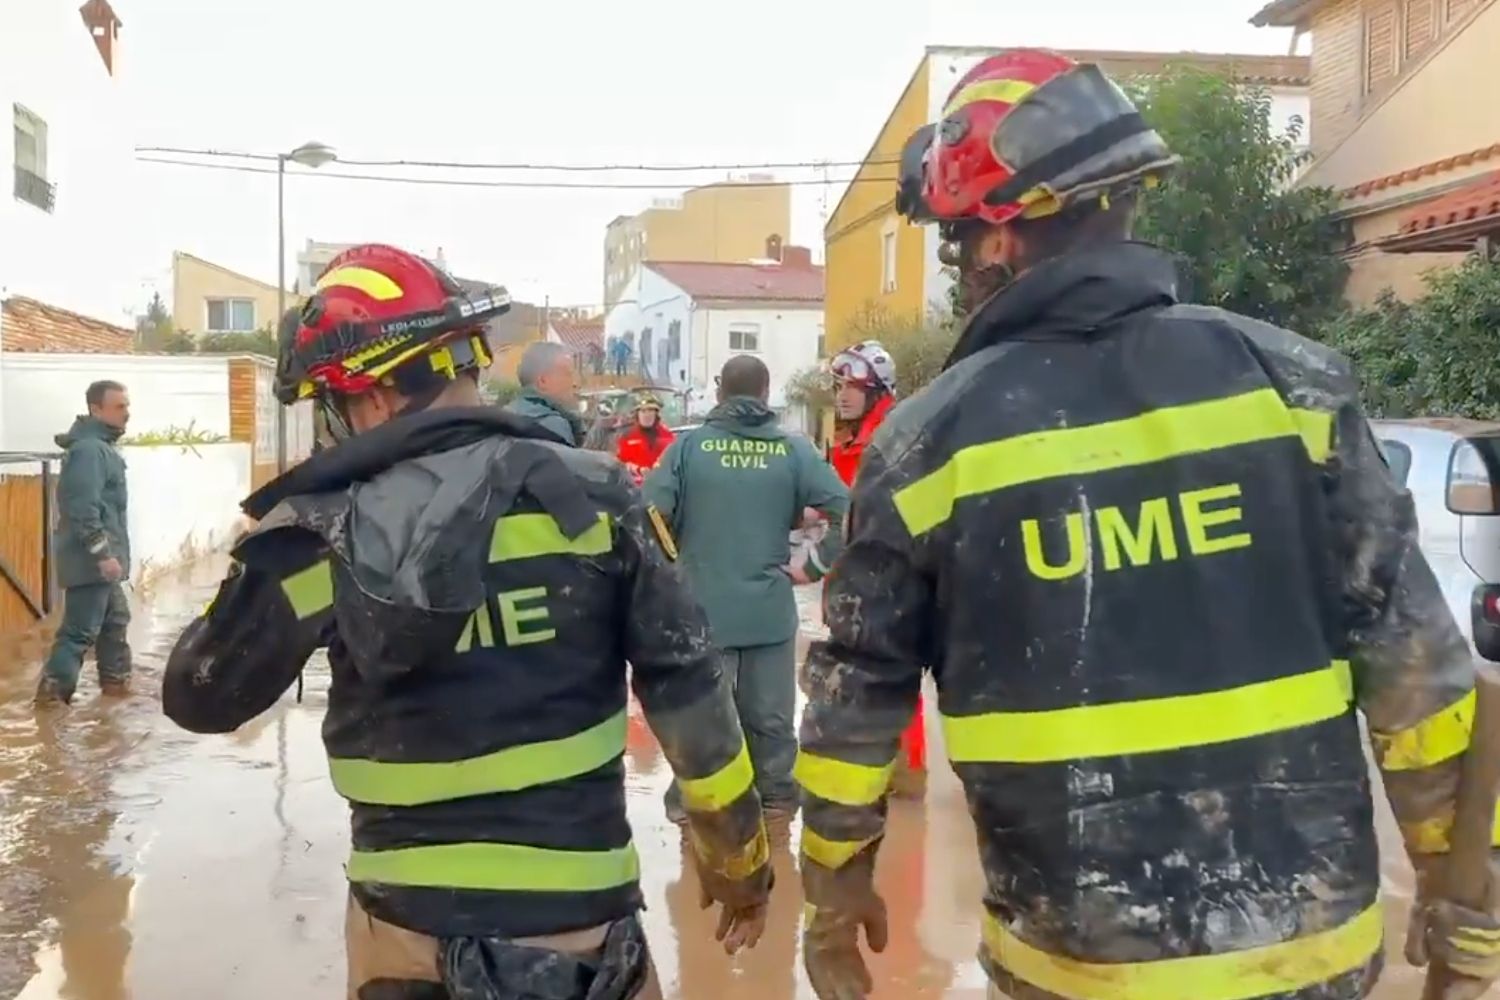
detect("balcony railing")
[14,166,56,213]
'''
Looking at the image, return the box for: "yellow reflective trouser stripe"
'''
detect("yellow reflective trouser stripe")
[281,560,333,620]
[328,709,627,806]
[943,661,1352,764]
[1404,799,1500,854]
[802,829,879,870]
[794,751,895,806]
[677,743,755,812]
[983,902,1383,1000]
[892,388,1332,538]
[490,511,612,562]
[348,841,640,892]
[1371,689,1476,772]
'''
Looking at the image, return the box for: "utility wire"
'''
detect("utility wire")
[134,145,900,172]
[134,155,899,190]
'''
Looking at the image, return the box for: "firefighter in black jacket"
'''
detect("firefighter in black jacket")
[163,244,771,999]
[796,49,1500,1000]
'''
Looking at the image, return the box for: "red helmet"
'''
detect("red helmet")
[897,49,1177,228]
[275,243,510,404]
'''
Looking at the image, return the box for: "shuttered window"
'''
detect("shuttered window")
[1406,0,1438,58]
[1365,4,1399,93]
[1446,0,1478,24]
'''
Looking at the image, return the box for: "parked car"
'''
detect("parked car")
[1372,418,1500,661]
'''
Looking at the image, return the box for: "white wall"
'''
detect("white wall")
[0,0,138,326]
[603,266,695,388]
[692,304,823,412]
[0,353,232,453]
[124,442,251,583]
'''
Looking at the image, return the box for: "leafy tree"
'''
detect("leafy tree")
[134,292,194,353]
[1131,68,1349,333]
[1317,257,1500,418]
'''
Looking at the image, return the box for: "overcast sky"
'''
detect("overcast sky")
[121,0,1294,314]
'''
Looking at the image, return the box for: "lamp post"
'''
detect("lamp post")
[275,140,337,474]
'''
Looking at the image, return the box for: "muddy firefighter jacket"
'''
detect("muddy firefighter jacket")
[162,407,769,942]
[644,397,848,650]
[796,242,1486,1000]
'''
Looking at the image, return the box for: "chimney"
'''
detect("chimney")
[79,0,121,75]
[765,234,784,262]
[781,245,813,269]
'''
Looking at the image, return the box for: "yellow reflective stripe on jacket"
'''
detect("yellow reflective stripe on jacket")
[690,822,771,881]
[1403,799,1500,854]
[982,901,1382,1000]
[892,388,1331,538]
[348,840,640,892]
[794,750,896,806]
[281,560,333,620]
[677,743,755,812]
[802,828,880,870]
[490,511,612,563]
[1371,689,1475,772]
[943,661,1352,764]
[329,709,627,806]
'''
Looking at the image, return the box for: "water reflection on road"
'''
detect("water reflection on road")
[0,559,1478,997]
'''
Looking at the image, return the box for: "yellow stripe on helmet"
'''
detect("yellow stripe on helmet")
[943,78,1038,118]
[315,265,404,301]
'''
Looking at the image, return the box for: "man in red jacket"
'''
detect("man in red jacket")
[828,341,926,799]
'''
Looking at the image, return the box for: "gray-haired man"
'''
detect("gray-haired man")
[505,341,586,446]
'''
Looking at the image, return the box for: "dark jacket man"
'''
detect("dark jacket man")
[646,357,847,822]
[505,342,586,446]
[37,382,133,705]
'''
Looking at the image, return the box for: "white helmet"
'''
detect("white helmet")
[830,340,896,394]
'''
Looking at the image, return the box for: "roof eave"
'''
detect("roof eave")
[1250,0,1328,28]
[1380,217,1500,253]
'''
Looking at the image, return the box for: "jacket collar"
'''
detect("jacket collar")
[945,241,1181,369]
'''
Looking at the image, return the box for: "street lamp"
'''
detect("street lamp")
[276,141,336,474]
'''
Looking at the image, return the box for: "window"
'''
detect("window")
[1378,439,1413,486]
[729,324,761,353]
[13,104,52,212]
[1365,4,1398,94]
[207,298,256,332]
[1405,0,1438,59]
[881,225,898,293]
[667,319,682,361]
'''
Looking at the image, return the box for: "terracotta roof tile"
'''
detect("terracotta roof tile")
[550,317,604,352]
[646,260,824,303]
[1378,168,1500,253]
[1344,143,1500,199]
[2,296,133,353]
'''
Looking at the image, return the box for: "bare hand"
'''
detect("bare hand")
[98,556,124,583]
[783,563,814,586]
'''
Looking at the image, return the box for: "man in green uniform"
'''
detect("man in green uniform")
[163,245,771,999]
[506,341,586,445]
[36,379,133,705]
[645,356,848,834]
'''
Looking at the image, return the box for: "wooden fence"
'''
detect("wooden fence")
[0,457,58,639]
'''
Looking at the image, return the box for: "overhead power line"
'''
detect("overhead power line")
[134,145,900,172]
[134,155,899,190]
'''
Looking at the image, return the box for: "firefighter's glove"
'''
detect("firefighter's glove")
[1407,856,1500,983]
[694,848,773,956]
[803,849,888,1000]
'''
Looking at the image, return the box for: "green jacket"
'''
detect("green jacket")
[645,397,848,649]
[53,415,130,588]
[504,391,585,446]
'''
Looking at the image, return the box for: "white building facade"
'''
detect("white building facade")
[0,0,136,325]
[605,259,824,418]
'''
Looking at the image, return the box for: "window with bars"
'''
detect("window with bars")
[12,104,52,212]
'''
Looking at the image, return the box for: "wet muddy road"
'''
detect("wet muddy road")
[0,558,1482,998]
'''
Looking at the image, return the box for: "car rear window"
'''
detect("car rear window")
[1378,439,1412,486]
